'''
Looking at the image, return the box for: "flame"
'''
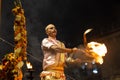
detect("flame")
[26,61,33,69]
[87,41,107,64]
[84,29,93,35]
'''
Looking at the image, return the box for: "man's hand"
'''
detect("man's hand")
[66,57,81,63]
[72,47,79,53]
[74,58,81,63]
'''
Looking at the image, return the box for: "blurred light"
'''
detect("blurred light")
[87,41,107,64]
[85,62,88,65]
[26,61,33,69]
[81,65,85,69]
[84,29,93,35]
[92,61,95,64]
[93,68,98,74]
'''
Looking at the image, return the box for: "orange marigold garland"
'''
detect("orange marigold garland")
[0,0,27,80]
[12,6,27,60]
[12,1,27,79]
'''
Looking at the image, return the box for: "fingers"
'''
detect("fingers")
[72,47,79,53]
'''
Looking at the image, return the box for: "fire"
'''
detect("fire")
[87,41,107,64]
[26,61,33,69]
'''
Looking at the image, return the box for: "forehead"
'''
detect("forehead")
[45,24,55,31]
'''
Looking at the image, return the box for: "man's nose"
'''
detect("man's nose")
[53,28,56,31]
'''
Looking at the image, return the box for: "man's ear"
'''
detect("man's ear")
[45,30,48,35]
[46,31,50,35]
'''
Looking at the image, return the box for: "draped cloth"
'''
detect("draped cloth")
[40,38,67,80]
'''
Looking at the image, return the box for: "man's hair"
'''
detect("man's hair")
[45,24,55,31]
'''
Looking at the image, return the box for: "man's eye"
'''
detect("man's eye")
[50,27,56,29]
[50,28,53,29]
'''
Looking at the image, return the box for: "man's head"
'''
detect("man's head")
[45,24,57,38]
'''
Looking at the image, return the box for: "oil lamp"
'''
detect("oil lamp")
[26,61,34,80]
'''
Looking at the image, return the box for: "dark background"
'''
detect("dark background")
[0,0,120,80]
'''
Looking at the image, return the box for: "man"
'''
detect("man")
[40,24,79,80]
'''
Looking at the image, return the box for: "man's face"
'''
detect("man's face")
[46,24,57,37]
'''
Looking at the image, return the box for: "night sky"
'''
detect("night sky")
[1,0,120,46]
[23,0,120,47]
[0,0,120,79]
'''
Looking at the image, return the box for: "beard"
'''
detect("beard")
[48,31,57,37]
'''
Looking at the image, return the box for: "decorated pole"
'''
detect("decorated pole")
[12,0,27,79]
[12,0,27,60]
[0,0,27,80]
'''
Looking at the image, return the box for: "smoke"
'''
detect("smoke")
[68,44,94,64]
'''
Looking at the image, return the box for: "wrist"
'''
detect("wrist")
[70,48,73,53]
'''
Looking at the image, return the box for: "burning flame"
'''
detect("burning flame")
[26,61,33,69]
[87,41,107,64]
[84,29,93,35]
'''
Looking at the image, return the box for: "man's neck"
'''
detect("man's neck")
[48,36,56,40]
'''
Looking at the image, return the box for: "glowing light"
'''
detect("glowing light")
[84,29,93,35]
[26,61,33,69]
[93,69,98,74]
[87,41,107,64]
[85,62,88,65]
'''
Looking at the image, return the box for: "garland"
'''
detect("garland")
[0,1,27,79]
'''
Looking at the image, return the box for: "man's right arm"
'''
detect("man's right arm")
[50,45,78,53]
